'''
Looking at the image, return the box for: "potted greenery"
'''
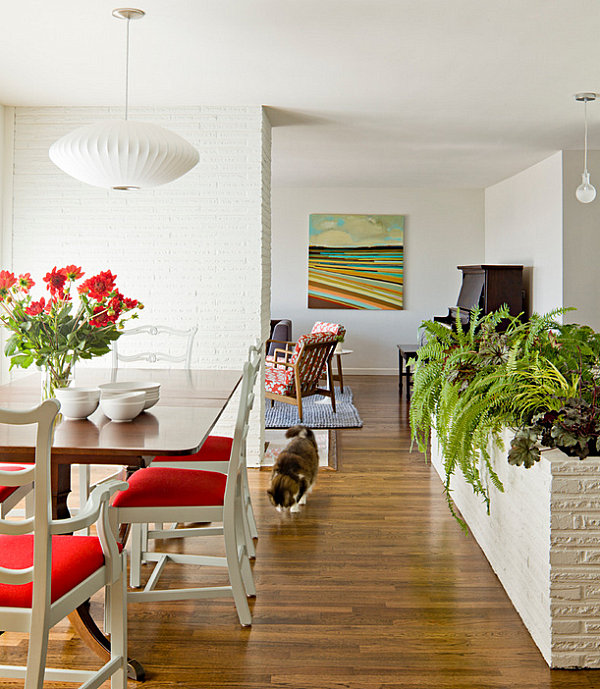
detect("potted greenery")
[409,306,600,525]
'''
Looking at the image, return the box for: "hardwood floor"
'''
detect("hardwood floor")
[2,375,599,688]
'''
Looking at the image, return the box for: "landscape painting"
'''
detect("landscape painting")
[308,214,404,309]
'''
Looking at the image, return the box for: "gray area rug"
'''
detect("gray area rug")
[265,386,363,429]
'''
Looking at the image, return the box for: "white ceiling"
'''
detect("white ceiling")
[0,0,597,188]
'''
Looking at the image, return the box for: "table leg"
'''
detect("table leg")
[398,350,403,393]
[54,460,146,682]
[68,603,145,681]
[53,463,72,520]
[335,353,344,394]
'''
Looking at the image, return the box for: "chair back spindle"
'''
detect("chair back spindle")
[112,324,198,370]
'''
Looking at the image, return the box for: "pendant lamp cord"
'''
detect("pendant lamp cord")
[125,16,130,121]
[584,98,589,174]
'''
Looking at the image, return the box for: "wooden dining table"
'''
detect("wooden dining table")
[0,367,242,681]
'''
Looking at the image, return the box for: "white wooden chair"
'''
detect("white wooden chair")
[79,323,198,529]
[148,341,261,557]
[111,343,261,627]
[111,323,198,369]
[0,399,129,689]
[0,463,34,518]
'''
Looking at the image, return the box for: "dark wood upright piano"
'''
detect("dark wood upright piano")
[434,264,524,327]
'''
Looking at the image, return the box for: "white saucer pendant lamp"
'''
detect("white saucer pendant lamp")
[50,119,199,191]
[49,9,199,191]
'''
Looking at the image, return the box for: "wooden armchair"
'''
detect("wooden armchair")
[265,331,339,421]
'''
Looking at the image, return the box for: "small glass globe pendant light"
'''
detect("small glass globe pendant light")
[575,93,597,204]
[49,8,199,191]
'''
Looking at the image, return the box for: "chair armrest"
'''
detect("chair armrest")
[267,358,295,369]
[272,347,293,363]
[266,338,296,347]
[49,479,128,535]
[51,479,128,583]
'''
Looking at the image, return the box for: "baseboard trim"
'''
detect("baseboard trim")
[345,368,397,375]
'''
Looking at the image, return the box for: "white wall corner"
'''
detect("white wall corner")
[484,151,564,319]
[0,106,15,384]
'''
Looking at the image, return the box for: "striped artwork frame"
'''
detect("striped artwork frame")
[308,214,404,310]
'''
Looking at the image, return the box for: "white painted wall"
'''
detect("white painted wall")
[562,150,600,330]
[432,431,600,669]
[4,105,271,464]
[430,430,552,665]
[484,152,564,318]
[0,104,4,243]
[271,187,484,373]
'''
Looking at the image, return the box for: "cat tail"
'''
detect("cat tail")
[285,424,315,442]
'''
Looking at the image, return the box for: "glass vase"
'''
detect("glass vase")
[40,357,76,400]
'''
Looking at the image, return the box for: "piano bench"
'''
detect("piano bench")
[397,344,420,399]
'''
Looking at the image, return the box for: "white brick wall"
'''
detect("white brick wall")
[549,452,600,668]
[4,105,271,465]
[431,432,600,668]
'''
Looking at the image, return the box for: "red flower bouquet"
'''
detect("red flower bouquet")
[0,266,142,396]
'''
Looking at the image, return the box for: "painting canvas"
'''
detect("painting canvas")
[308,214,404,309]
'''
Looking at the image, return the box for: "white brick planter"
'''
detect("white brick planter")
[431,431,600,668]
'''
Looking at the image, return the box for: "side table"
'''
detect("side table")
[397,344,420,399]
[332,349,352,393]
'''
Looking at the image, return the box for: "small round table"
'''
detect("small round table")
[332,349,352,393]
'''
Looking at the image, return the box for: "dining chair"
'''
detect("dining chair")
[111,323,198,369]
[0,463,34,518]
[0,398,129,689]
[78,323,199,530]
[264,331,339,421]
[148,341,262,558]
[111,343,261,627]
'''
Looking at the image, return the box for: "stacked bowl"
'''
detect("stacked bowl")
[55,387,100,420]
[98,381,161,422]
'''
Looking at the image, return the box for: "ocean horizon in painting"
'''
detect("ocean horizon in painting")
[308,214,404,310]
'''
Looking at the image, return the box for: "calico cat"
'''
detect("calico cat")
[267,425,319,513]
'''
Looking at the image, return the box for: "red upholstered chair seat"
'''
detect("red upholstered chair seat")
[0,535,108,607]
[112,467,227,508]
[152,435,233,463]
[0,463,34,502]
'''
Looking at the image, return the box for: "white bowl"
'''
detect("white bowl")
[99,381,160,409]
[99,391,146,422]
[55,387,100,420]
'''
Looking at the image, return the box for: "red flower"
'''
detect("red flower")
[90,305,111,328]
[43,267,67,297]
[0,270,16,301]
[25,297,47,316]
[107,294,123,321]
[63,265,84,281]
[17,273,35,292]
[79,270,117,300]
[123,297,140,310]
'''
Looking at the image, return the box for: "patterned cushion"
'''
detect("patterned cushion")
[112,467,227,508]
[265,332,338,396]
[0,464,33,503]
[311,322,347,341]
[265,365,294,395]
[289,332,336,364]
[0,535,108,607]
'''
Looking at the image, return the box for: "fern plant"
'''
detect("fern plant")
[409,306,570,527]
